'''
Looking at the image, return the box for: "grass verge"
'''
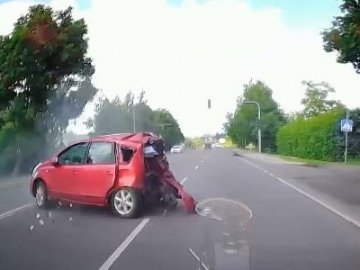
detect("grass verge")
[276,154,360,166]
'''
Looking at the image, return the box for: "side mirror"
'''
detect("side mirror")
[51,156,59,165]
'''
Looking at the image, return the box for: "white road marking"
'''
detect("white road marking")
[242,159,261,170]
[180,177,188,184]
[188,248,209,270]
[273,176,360,228]
[195,166,199,170]
[99,218,150,270]
[0,203,33,221]
[242,158,360,229]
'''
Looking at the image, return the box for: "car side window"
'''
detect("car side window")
[58,143,88,165]
[86,142,115,165]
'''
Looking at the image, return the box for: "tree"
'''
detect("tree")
[225,80,285,152]
[86,91,157,136]
[0,5,97,175]
[184,137,204,149]
[86,92,185,149]
[153,109,184,149]
[301,81,344,117]
[323,0,360,73]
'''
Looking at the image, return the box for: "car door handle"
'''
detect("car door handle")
[72,170,78,175]
[105,171,113,175]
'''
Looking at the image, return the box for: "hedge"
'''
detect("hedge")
[276,109,344,161]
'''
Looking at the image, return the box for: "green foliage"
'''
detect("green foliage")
[86,92,153,136]
[223,136,236,148]
[301,81,344,117]
[87,91,184,149]
[276,109,345,161]
[185,137,204,149]
[322,0,360,73]
[225,80,285,152]
[0,5,97,175]
[153,109,184,149]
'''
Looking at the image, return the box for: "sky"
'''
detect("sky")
[0,0,359,137]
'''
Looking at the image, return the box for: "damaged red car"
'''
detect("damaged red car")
[30,132,195,218]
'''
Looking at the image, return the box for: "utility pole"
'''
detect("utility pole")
[340,110,353,163]
[242,101,261,153]
[345,110,349,163]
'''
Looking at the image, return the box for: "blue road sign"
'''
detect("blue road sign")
[341,119,353,132]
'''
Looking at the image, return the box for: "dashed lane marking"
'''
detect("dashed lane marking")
[0,203,33,221]
[241,158,360,229]
[99,218,150,270]
[180,177,188,184]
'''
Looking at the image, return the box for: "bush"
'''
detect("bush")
[276,109,344,161]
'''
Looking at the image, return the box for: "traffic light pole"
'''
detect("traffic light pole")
[243,101,262,153]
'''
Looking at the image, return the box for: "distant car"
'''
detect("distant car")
[170,145,184,154]
[30,133,195,218]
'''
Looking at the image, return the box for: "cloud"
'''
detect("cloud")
[0,0,35,35]
[1,0,360,136]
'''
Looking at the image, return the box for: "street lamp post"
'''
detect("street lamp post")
[243,101,261,153]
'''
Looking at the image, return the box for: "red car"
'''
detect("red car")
[30,132,195,218]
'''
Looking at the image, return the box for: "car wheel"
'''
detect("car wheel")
[35,181,49,208]
[111,188,142,218]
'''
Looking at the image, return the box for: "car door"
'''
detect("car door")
[74,141,117,204]
[48,142,89,200]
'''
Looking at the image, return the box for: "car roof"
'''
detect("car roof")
[87,132,161,144]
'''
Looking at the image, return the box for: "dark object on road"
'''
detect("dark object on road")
[204,142,212,150]
[302,163,319,168]
[30,132,196,218]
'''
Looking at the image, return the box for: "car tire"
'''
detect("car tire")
[111,188,142,218]
[35,181,49,209]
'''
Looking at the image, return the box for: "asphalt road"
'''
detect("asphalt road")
[1,148,360,269]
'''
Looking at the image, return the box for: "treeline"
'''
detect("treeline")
[225,80,359,161]
[85,91,184,150]
[226,0,360,162]
[225,80,286,153]
[0,5,184,176]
